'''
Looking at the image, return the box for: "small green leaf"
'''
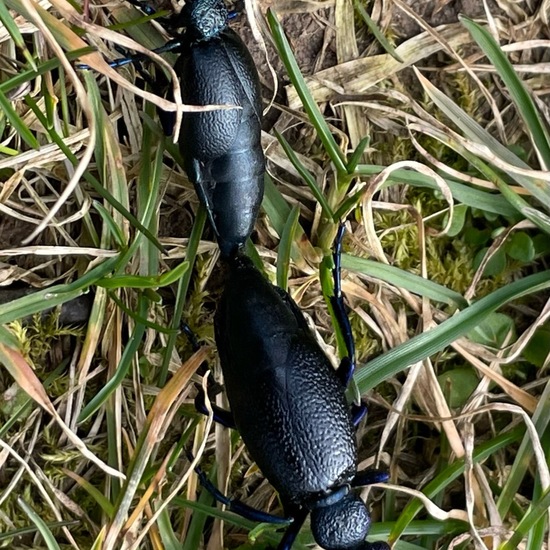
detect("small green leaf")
[473,247,507,277]
[505,232,535,262]
[438,368,479,408]
[464,227,491,246]
[445,204,468,237]
[468,312,515,348]
[523,327,550,367]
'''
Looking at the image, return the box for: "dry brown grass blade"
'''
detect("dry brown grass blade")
[393,0,506,141]
[468,404,549,488]
[453,341,538,413]
[286,24,471,108]
[0,438,80,548]
[0,128,89,170]
[0,340,124,479]
[102,347,208,550]
[123,446,173,535]
[0,246,117,257]
[379,483,469,522]
[47,0,182,114]
[126,388,214,550]
[334,0,368,151]
[20,0,97,244]
[415,356,465,459]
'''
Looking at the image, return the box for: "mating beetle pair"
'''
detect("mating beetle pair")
[86,0,388,547]
[167,5,388,547]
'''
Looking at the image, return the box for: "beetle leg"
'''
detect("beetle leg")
[180,322,237,428]
[350,402,368,426]
[276,506,308,550]
[352,469,389,487]
[76,38,182,70]
[330,224,357,386]
[272,501,307,550]
[186,159,222,244]
[194,389,236,429]
[188,452,291,525]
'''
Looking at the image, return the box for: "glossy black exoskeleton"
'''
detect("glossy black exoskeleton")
[84,0,265,257]
[194,227,389,550]
[174,0,264,258]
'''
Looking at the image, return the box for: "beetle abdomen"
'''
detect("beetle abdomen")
[216,256,357,503]
[178,39,243,159]
[232,342,357,502]
[177,27,264,256]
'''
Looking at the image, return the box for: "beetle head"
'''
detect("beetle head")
[310,493,372,549]
[182,0,228,40]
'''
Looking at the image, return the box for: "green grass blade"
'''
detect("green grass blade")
[497,382,550,517]
[93,201,128,249]
[460,16,550,169]
[0,522,79,543]
[107,292,177,334]
[157,508,184,550]
[342,253,468,308]
[78,296,149,422]
[267,9,348,175]
[411,122,550,233]
[454,139,550,234]
[17,498,61,550]
[355,164,519,217]
[0,48,93,95]
[416,70,550,210]
[263,175,318,269]
[0,256,118,324]
[347,136,370,173]
[0,1,36,68]
[62,469,115,518]
[24,89,166,254]
[2,90,40,148]
[158,204,207,386]
[354,0,402,62]
[277,204,300,291]
[275,129,335,221]
[500,487,550,550]
[390,426,524,543]
[355,270,550,392]
[96,261,188,289]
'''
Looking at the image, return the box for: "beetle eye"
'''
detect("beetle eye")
[311,494,371,550]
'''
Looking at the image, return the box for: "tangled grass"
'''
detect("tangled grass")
[0,0,549,549]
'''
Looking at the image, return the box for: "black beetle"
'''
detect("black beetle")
[194,226,389,550]
[82,0,265,257]
[174,0,264,258]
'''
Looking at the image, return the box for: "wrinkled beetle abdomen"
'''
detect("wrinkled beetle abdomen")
[215,255,357,503]
[178,0,265,257]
